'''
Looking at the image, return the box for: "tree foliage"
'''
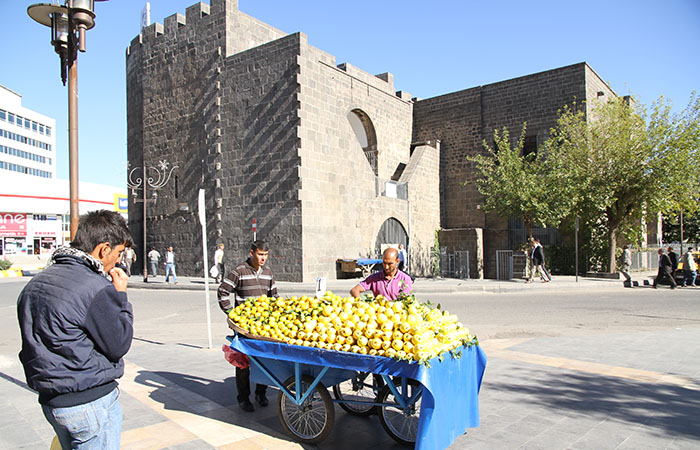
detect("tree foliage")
[467,124,573,237]
[467,92,700,273]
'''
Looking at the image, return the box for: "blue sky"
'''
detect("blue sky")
[2,0,698,187]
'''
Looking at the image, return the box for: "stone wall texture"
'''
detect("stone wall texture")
[413,62,616,278]
[127,0,438,281]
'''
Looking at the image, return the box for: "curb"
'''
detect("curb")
[0,269,24,278]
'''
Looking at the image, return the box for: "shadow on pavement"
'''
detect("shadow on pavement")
[486,367,700,438]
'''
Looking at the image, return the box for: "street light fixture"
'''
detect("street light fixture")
[27,0,108,241]
[127,161,179,282]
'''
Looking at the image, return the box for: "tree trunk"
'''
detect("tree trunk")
[608,227,617,273]
[524,217,533,239]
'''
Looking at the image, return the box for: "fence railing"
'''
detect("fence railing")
[496,250,514,280]
[438,248,470,279]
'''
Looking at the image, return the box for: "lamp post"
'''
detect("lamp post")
[28,0,109,241]
[127,161,178,282]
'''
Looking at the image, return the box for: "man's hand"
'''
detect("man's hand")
[109,267,129,292]
[350,284,364,299]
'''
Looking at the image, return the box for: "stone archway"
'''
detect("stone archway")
[375,217,407,253]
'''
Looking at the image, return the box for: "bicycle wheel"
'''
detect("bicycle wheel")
[377,379,422,446]
[332,372,384,416]
[277,375,334,444]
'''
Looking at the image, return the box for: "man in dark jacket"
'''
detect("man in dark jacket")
[527,239,551,283]
[17,210,133,449]
[653,248,677,289]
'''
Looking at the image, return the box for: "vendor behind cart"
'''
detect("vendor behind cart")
[350,247,413,301]
[218,240,278,412]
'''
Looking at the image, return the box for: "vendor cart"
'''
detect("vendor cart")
[337,258,382,278]
[227,332,486,449]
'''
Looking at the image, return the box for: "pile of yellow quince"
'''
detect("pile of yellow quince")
[228,291,478,365]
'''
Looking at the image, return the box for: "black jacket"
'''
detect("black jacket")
[17,251,133,407]
[668,251,678,270]
[531,245,545,265]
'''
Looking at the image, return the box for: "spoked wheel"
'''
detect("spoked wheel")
[277,375,334,444]
[377,378,423,446]
[332,372,385,416]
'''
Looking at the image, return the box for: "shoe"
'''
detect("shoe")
[255,393,269,407]
[174,281,179,285]
[239,399,254,412]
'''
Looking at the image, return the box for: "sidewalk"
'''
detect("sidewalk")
[124,271,660,296]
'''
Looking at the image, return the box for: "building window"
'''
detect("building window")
[0,110,5,121]
[523,135,537,157]
[46,126,52,137]
[347,109,378,176]
[32,121,38,132]
[39,124,44,134]
[8,113,15,125]
[24,118,31,129]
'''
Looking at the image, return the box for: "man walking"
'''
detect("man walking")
[397,243,408,272]
[682,247,697,287]
[527,239,551,283]
[148,247,161,277]
[17,210,133,450]
[164,246,178,284]
[668,246,679,281]
[653,248,676,289]
[218,240,277,412]
[619,245,632,285]
[214,243,225,283]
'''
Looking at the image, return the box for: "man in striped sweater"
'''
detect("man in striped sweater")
[218,240,277,412]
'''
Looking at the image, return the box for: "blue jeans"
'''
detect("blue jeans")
[42,387,121,450]
[683,270,697,287]
[150,261,158,276]
[165,263,178,283]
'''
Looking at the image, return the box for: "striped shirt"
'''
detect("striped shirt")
[217,259,278,312]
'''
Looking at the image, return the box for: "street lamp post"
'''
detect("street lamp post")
[127,161,178,282]
[28,0,109,241]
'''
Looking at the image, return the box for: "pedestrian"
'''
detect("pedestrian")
[217,240,277,412]
[17,210,133,450]
[214,243,225,283]
[397,243,408,272]
[122,246,136,276]
[619,244,632,285]
[350,247,413,300]
[653,248,676,289]
[148,246,161,277]
[668,246,679,281]
[164,246,178,284]
[682,247,697,287]
[527,238,551,283]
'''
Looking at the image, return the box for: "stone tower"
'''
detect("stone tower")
[126,0,439,281]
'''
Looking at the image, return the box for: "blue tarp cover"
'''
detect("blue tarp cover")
[356,258,382,265]
[229,336,486,450]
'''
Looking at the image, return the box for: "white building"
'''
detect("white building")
[0,84,56,179]
[0,84,127,259]
[1,172,128,257]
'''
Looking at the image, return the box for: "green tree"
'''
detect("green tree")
[545,93,700,272]
[467,124,573,238]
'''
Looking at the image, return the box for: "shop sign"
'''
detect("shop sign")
[0,213,27,237]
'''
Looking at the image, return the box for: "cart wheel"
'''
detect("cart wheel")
[278,375,334,444]
[377,378,422,446]
[332,372,385,416]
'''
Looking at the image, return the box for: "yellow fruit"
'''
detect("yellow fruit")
[381,320,394,332]
[391,339,403,351]
[357,336,369,347]
[370,338,383,350]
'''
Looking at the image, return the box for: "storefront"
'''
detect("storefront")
[0,212,27,255]
[0,212,61,256]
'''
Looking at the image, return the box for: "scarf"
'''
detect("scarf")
[46,245,109,279]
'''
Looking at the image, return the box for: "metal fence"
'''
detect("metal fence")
[496,250,514,280]
[439,248,470,279]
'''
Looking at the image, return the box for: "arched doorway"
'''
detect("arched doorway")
[347,109,378,176]
[375,217,408,253]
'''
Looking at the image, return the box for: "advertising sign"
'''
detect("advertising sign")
[114,193,129,213]
[0,213,27,236]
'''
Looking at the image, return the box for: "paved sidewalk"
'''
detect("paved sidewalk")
[125,271,660,296]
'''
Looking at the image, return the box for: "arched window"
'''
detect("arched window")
[347,109,378,176]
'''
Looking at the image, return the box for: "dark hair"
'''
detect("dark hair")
[71,210,133,253]
[251,240,269,252]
